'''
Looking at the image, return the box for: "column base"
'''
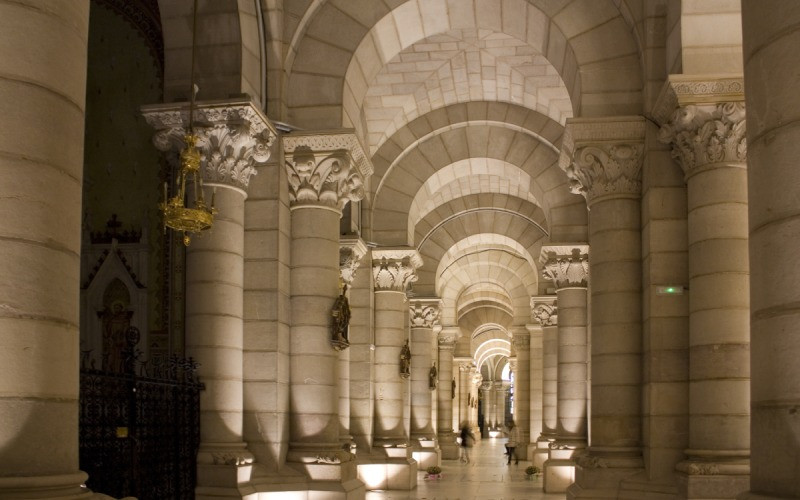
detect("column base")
[530,437,554,468]
[616,472,679,500]
[676,459,750,499]
[196,443,256,499]
[543,440,585,493]
[565,449,644,499]
[410,437,441,469]
[0,472,94,499]
[355,441,417,491]
[437,433,460,460]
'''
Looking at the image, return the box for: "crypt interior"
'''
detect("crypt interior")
[0,0,799,499]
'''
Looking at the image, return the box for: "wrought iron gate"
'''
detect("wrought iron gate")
[79,327,203,499]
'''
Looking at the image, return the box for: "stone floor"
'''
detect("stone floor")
[365,438,565,500]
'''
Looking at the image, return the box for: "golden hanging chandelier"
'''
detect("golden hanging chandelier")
[158,0,214,246]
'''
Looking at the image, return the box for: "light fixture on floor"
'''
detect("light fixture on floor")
[158,0,215,245]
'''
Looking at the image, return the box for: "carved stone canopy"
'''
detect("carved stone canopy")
[372,248,423,293]
[141,98,277,192]
[530,295,558,326]
[409,298,442,329]
[540,245,589,289]
[652,74,746,177]
[339,237,368,286]
[560,116,646,206]
[282,130,373,211]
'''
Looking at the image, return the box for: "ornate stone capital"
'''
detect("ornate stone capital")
[471,371,483,387]
[531,295,558,326]
[653,74,746,177]
[457,359,473,372]
[409,298,442,329]
[658,102,746,176]
[339,237,368,286]
[371,248,423,293]
[540,245,589,289]
[438,327,459,348]
[282,130,373,211]
[511,329,531,349]
[559,117,645,205]
[141,98,276,192]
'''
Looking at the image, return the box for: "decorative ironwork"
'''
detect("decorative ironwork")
[80,327,203,499]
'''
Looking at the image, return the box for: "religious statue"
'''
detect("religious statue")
[399,340,411,378]
[429,363,438,390]
[330,285,351,351]
[99,301,133,372]
[452,377,456,399]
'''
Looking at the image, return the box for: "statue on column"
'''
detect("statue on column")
[399,340,411,378]
[330,284,351,351]
[429,363,438,390]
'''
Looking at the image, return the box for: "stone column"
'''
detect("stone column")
[541,245,589,493]
[559,118,647,498]
[0,2,90,497]
[742,6,800,496]
[532,297,558,468]
[339,238,368,451]
[508,358,518,423]
[367,248,421,489]
[511,326,532,460]
[480,382,492,436]
[408,298,442,468]
[470,368,482,438]
[437,329,460,459]
[282,131,371,497]
[657,80,750,498]
[494,381,508,429]
[455,358,473,429]
[143,99,276,497]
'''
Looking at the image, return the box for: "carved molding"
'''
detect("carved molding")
[339,237,368,286]
[560,117,645,205]
[658,102,746,176]
[409,298,442,328]
[540,245,590,289]
[652,74,745,126]
[142,99,276,191]
[531,295,558,327]
[372,248,422,293]
[438,327,459,348]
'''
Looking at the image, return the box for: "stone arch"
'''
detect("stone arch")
[285,0,642,131]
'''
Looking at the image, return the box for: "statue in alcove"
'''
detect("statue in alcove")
[99,300,133,372]
[399,340,411,378]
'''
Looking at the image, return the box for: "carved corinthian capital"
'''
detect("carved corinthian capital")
[653,74,746,177]
[371,248,423,293]
[530,295,558,326]
[560,117,646,206]
[141,99,276,192]
[658,102,746,175]
[339,237,368,286]
[409,298,442,328]
[283,131,373,211]
[540,245,589,289]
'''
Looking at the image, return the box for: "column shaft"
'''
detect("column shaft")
[187,189,246,447]
[0,2,90,496]
[542,325,558,437]
[529,327,544,461]
[590,196,642,450]
[555,288,588,445]
[743,4,800,495]
[373,291,408,443]
[512,330,531,458]
[410,326,434,437]
[437,338,458,458]
[289,206,341,448]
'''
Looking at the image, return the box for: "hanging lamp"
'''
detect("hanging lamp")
[159,0,215,245]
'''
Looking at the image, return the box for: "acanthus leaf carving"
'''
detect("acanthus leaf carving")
[532,302,558,327]
[409,299,442,328]
[371,249,422,293]
[659,102,747,175]
[540,245,589,289]
[339,238,368,286]
[285,147,365,210]
[141,101,276,192]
